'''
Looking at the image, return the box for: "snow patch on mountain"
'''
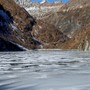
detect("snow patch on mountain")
[40,0,46,4]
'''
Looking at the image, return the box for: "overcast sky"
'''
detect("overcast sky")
[32,0,69,3]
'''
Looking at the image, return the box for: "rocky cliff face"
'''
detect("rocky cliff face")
[32,20,69,48]
[36,0,90,50]
[0,0,38,51]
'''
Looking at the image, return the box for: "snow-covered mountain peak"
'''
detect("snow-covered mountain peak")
[40,0,47,4]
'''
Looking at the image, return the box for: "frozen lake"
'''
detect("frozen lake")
[0,50,90,90]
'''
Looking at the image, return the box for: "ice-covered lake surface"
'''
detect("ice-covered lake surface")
[0,50,90,90]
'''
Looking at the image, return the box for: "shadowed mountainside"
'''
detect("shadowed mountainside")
[0,0,38,51]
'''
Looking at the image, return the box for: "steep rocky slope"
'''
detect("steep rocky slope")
[0,0,69,50]
[38,0,90,50]
[32,20,68,48]
[43,3,90,37]
[0,0,38,51]
[60,24,90,50]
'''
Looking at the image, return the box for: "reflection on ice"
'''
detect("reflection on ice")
[0,50,90,90]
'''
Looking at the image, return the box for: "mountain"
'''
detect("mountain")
[40,0,47,4]
[32,20,68,48]
[0,0,68,51]
[0,0,38,51]
[15,0,64,18]
[35,0,90,50]
[14,0,32,6]
[1,0,90,51]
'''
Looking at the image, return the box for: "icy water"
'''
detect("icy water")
[0,50,90,90]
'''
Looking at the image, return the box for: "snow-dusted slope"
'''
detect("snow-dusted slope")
[40,0,46,4]
[14,0,32,7]
[14,0,64,18]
